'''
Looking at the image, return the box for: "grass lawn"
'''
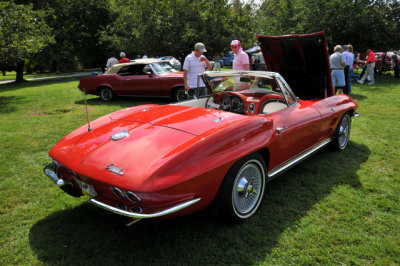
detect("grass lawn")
[0,73,399,265]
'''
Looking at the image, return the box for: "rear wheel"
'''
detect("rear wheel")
[99,87,115,101]
[331,112,351,150]
[219,153,266,223]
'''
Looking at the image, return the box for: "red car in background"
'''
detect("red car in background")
[78,59,186,102]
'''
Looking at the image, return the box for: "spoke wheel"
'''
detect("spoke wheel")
[332,113,351,150]
[219,153,266,222]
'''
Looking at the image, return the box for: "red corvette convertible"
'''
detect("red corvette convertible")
[78,59,185,102]
[44,32,358,225]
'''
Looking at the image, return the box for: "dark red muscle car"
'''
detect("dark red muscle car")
[78,59,186,102]
[44,32,358,225]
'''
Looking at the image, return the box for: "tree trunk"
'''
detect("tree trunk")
[16,59,25,82]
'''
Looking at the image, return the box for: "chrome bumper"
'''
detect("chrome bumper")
[90,197,201,219]
[43,163,65,186]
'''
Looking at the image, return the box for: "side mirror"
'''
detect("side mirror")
[146,72,153,77]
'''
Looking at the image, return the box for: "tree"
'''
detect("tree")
[0,1,54,81]
[100,0,257,63]
[257,0,400,52]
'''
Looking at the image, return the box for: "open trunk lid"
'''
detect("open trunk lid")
[258,31,334,99]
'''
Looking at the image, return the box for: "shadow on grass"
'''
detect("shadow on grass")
[0,96,26,113]
[29,141,370,265]
[0,77,82,92]
[348,93,367,101]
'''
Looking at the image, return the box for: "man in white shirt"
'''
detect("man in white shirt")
[183,43,212,97]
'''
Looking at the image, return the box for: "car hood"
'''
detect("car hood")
[258,31,334,99]
[49,105,247,188]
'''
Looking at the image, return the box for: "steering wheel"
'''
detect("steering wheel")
[205,92,232,111]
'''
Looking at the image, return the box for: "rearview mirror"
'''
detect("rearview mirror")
[240,77,251,82]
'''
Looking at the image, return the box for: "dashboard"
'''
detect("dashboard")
[214,92,287,115]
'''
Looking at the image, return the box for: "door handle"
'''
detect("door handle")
[276,126,288,136]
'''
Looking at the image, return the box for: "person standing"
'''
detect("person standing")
[347,44,355,94]
[329,45,346,94]
[255,51,266,71]
[342,45,351,95]
[183,43,212,97]
[231,40,250,71]
[214,55,221,71]
[357,48,375,85]
[106,52,118,71]
[119,52,130,63]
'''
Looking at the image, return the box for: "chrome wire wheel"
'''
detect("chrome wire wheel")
[337,114,351,150]
[232,159,265,219]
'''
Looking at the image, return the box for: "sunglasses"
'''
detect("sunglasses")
[231,46,238,49]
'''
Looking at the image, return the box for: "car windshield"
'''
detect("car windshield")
[203,72,281,95]
[151,62,178,75]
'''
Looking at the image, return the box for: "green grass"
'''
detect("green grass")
[0,73,399,265]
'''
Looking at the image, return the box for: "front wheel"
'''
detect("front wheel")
[219,153,266,223]
[331,112,351,150]
[99,87,115,101]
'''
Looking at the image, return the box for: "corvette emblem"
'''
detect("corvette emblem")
[105,164,124,176]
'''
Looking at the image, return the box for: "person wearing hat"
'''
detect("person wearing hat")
[183,42,212,97]
[231,40,250,71]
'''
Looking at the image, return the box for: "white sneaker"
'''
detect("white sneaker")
[357,80,364,84]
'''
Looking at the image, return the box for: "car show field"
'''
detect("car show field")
[0,68,399,264]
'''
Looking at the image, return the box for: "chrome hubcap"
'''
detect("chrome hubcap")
[233,160,264,215]
[338,116,350,148]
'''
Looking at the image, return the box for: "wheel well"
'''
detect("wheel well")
[96,85,113,95]
[256,148,270,171]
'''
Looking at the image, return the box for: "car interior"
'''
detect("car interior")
[172,74,296,116]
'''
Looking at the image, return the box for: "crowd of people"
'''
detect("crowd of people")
[329,44,356,95]
[105,41,398,97]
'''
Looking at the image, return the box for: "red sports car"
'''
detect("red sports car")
[78,59,186,102]
[44,32,358,225]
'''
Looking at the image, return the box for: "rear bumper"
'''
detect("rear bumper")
[44,162,201,219]
[90,198,201,219]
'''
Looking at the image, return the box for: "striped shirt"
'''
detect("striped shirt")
[183,52,207,88]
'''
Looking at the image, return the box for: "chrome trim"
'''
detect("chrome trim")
[268,138,331,178]
[126,191,141,203]
[111,187,125,199]
[90,198,201,219]
[111,130,129,141]
[43,163,65,186]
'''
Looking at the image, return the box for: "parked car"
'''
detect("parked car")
[222,51,234,66]
[44,32,358,225]
[78,59,186,102]
[159,56,181,70]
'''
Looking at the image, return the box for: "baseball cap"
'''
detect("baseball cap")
[231,40,241,46]
[195,43,207,52]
